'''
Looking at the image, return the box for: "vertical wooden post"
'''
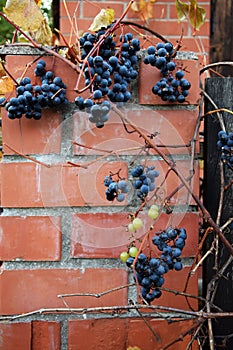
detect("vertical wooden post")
[203,77,233,349]
[210,0,233,75]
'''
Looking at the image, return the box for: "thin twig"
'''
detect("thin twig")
[57,283,134,299]
[3,143,50,168]
[201,90,225,131]
[200,61,233,74]
[159,319,204,350]
[129,299,161,342]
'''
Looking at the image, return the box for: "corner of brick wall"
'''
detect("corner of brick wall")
[0,1,207,348]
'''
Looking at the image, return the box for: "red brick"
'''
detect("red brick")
[0,216,61,261]
[2,109,62,155]
[32,321,61,350]
[83,2,124,19]
[5,55,78,101]
[127,319,199,350]
[0,268,128,314]
[0,161,127,207]
[73,108,199,155]
[71,212,199,258]
[60,18,92,37]
[156,159,199,206]
[67,318,199,349]
[139,59,201,105]
[148,19,189,37]
[68,318,128,350]
[0,323,31,350]
[60,2,81,18]
[177,37,210,57]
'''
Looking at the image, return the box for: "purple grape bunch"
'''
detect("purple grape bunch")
[5,60,68,120]
[125,227,187,304]
[104,175,129,202]
[75,29,141,127]
[131,165,159,200]
[144,42,191,103]
[217,130,233,169]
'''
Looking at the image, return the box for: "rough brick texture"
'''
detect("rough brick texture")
[68,318,199,350]
[0,322,61,350]
[1,268,128,314]
[0,216,61,261]
[0,0,209,348]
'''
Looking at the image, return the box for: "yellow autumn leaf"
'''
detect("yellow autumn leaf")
[0,76,14,94]
[4,0,52,45]
[0,62,5,78]
[131,0,157,21]
[89,8,115,32]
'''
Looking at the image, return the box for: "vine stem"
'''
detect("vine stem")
[200,61,233,74]
[112,105,233,257]
[3,143,50,168]
[2,305,233,322]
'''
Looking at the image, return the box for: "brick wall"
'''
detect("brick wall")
[0,1,207,348]
[60,0,210,58]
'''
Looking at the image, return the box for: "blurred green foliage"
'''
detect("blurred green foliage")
[0,0,14,44]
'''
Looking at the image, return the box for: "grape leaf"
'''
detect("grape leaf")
[0,62,13,94]
[176,0,206,31]
[0,75,14,94]
[3,0,52,45]
[0,62,4,77]
[131,0,157,21]
[89,8,115,32]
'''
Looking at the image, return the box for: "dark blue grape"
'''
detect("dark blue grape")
[175,70,185,79]
[157,48,167,57]
[126,257,134,267]
[174,261,183,271]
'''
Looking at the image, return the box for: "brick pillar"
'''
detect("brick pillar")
[0,43,200,349]
[0,1,209,350]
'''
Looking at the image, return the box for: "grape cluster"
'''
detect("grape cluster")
[124,227,187,304]
[75,97,111,128]
[104,175,129,202]
[131,165,159,200]
[144,42,191,103]
[75,29,140,126]
[217,130,233,169]
[5,60,67,120]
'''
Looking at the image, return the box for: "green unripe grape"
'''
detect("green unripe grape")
[132,217,143,229]
[120,251,130,262]
[129,246,138,258]
[148,204,159,219]
[128,223,136,232]
[150,204,159,211]
[148,209,159,219]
